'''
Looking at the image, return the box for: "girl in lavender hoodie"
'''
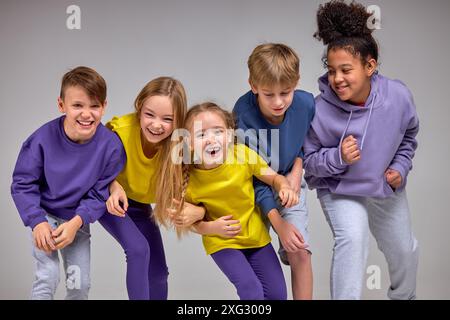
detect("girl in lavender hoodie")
[304,0,419,300]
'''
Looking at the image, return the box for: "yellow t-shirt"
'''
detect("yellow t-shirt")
[106,113,160,204]
[186,144,272,255]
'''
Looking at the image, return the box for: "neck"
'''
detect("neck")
[140,130,159,158]
[349,81,371,106]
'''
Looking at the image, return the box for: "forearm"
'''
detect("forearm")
[192,220,213,235]
[273,174,291,193]
[267,208,284,232]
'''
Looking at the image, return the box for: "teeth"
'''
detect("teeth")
[205,146,220,153]
[78,120,93,126]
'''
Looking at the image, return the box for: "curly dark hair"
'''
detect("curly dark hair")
[314,0,379,66]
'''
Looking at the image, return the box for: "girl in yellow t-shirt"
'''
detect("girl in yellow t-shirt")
[98,77,204,300]
[155,102,297,300]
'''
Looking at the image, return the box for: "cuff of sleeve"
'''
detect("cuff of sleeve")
[331,147,349,170]
[29,216,48,230]
[389,162,408,189]
[76,210,91,226]
[259,196,278,216]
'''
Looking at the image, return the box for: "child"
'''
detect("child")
[232,43,315,299]
[156,102,297,300]
[98,77,203,300]
[304,0,419,300]
[11,66,125,299]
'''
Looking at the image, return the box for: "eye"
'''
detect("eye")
[342,69,352,74]
[145,112,155,118]
[163,118,173,123]
[195,132,204,138]
[328,70,336,76]
[91,105,100,109]
[281,92,290,96]
[214,129,224,135]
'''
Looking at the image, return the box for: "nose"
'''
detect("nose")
[334,71,344,84]
[274,95,283,108]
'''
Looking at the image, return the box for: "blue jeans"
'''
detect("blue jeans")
[319,189,419,300]
[30,214,91,300]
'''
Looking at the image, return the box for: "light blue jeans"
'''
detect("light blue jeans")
[30,214,91,300]
[319,190,419,300]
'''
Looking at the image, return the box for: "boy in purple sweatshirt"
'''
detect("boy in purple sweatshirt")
[11,66,125,299]
[304,1,419,299]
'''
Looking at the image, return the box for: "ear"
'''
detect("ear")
[57,97,65,114]
[249,79,258,94]
[366,58,378,77]
[101,100,107,116]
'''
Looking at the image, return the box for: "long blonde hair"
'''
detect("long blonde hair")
[137,77,187,225]
[154,102,235,236]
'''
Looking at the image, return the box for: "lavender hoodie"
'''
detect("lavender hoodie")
[303,72,419,199]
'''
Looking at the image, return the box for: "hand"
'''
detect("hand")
[285,170,301,194]
[106,181,128,217]
[52,215,83,250]
[385,168,402,189]
[275,219,308,253]
[32,221,56,253]
[169,199,205,228]
[341,135,361,164]
[279,186,299,208]
[207,215,241,238]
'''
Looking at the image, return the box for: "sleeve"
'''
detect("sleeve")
[75,140,126,224]
[298,94,316,160]
[246,146,278,216]
[303,125,349,178]
[10,140,48,229]
[388,89,419,190]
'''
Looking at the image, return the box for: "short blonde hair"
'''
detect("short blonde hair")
[248,43,300,88]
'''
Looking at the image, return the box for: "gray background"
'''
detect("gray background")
[1,0,449,299]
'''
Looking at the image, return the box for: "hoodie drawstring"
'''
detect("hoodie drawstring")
[360,93,376,150]
[338,110,353,165]
[338,93,377,165]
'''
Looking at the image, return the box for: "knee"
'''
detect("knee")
[237,277,264,300]
[125,242,150,262]
[288,249,311,265]
[335,229,368,252]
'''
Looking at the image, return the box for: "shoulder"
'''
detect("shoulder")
[379,74,414,103]
[233,90,254,115]
[106,113,138,133]
[290,90,316,120]
[22,117,61,148]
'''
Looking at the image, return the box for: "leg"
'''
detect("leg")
[99,209,151,300]
[278,179,313,300]
[247,244,287,300]
[60,222,91,300]
[211,248,265,300]
[30,230,60,300]
[319,192,370,300]
[367,190,419,300]
[127,204,168,300]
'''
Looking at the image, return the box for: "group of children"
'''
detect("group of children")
[11,0,419,300]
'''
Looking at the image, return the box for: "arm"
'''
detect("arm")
[387,98,419,190]
[255,167,299,208]
[192,216,241,238]
[11,141,47,229]
[169,199,206,228]
[303,126,349,178]
[285,157,303,194]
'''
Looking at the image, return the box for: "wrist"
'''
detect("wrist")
[71,215,83,229]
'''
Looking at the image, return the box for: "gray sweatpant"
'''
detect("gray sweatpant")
[319,190,418,300]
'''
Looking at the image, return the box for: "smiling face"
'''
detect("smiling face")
[250,82,295,125]
[139,95,174,147]
[188,111,230,170]
[58,85,106,144]
[327,48,377,105]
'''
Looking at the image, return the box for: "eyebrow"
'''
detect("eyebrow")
[194,126,225,133]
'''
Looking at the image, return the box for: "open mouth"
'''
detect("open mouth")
[148,128,164,136]
[77,120,95,127]
[205,145,221,157]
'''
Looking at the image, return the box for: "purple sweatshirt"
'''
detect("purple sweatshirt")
[11,116,126,229]
[303,72,419,199]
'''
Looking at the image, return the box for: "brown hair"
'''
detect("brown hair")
[153,102,235,236]
[60,66,107,104]
[248,43,300,88]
